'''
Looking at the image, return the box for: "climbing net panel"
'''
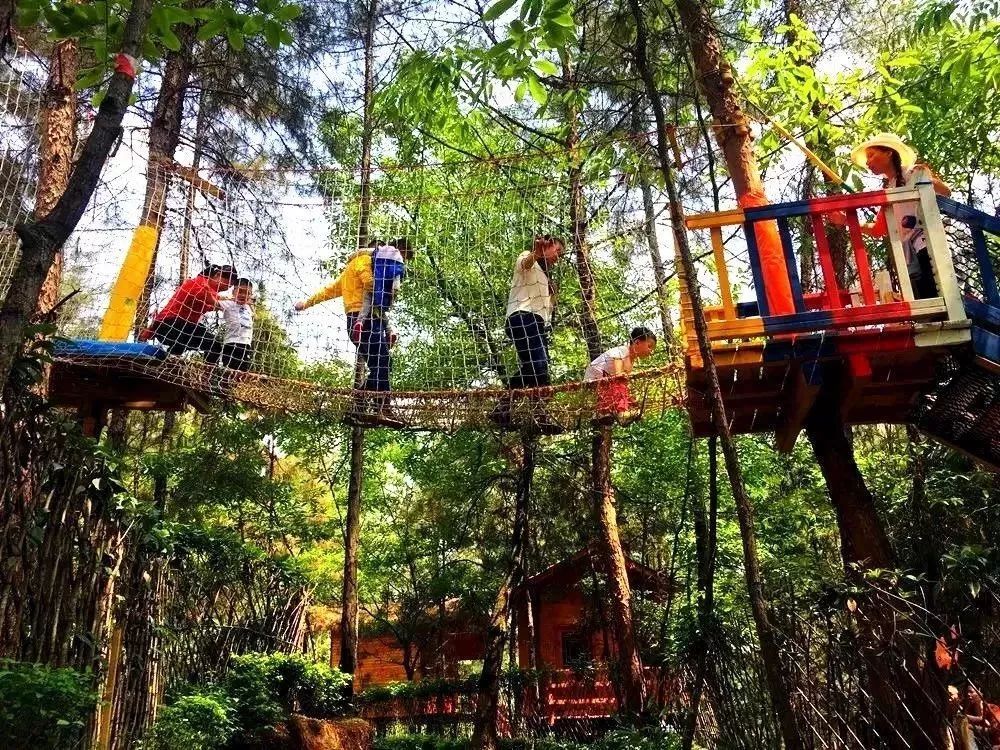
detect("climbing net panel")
[2,52,683,429]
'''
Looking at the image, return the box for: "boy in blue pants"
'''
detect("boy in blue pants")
[347,237,414,426]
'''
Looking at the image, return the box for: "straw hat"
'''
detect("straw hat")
[850,133,917,170]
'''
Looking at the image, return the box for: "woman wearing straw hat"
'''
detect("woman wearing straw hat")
[830,133,951,299]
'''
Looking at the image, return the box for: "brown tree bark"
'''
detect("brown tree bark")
[338,427,364,681]
[563,52,647,715]
[131,19,200,332]
[0,0,154,391]
[562,52,651,715]
[629,0,803,746]
[683,436,718,750]
[631,105,674,342]
[592,424,647,715]
[339,0,377,687]
[472,436,534,750]
[35,38,79,313]
[806,396,893,569]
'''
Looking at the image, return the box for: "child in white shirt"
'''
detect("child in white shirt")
[215,278,254,371]
[585,326,657,422]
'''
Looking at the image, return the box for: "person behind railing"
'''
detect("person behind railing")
[829,134,951,300]
[584,326,657,426]
[138,263,237,357]
[965,684,1000,750]
[293,245,375,346]
[491,233,564,434]
[347,237,414,425]
[209,277,255,372]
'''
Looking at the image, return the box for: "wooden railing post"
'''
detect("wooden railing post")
[917,183,966,322]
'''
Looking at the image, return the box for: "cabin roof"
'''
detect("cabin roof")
[521,547,672,598]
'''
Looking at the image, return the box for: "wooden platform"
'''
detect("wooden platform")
[682,186,986,453]
[686,330,961,444]
[49,360,210,420]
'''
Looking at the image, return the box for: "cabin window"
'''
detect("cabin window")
[561,631,592,668]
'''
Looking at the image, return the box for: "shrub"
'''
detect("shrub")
[223,652,351,735]
[373,734,469,750]
[593,728,684,750]
[500,740,587,750]
[358,676,479,704]
[0,660,97,750]
[145,692,235,750]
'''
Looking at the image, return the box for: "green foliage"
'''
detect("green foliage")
[0,661,96,750]
[145,692,236,750]
[16,0,303,98]
[372,730,689,750]
[358,676,479,703]
[592,728,685,749]
[147,654,349,748]
[374,736,470,750]
[223,653,350,735]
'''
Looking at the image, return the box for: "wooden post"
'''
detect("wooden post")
[591,424,646,715]
[631,0,804,745]
[340,0,378,688]
[917,183,966,322]
[78,401,108,439]
[95,624,124,750]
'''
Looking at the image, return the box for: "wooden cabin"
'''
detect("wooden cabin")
[514,548,678,725]
[352,548,677,728]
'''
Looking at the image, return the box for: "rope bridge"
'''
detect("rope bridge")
[3,50,684,430]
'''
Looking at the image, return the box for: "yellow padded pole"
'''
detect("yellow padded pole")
[98,224,159,341]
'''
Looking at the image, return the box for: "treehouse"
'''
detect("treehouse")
[681,184,1000,468]
[353,548,677,731]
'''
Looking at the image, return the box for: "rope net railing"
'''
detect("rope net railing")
[1,51,44,302]
[2,52,686,429]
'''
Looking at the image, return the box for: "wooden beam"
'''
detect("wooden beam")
[150,155,225,199]
[838,354,873,423]
[775,364,821,452]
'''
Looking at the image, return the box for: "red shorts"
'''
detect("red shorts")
[596,379,631,414]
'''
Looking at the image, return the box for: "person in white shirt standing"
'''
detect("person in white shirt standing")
[213,277,255,371]
[584,326,657,425]
[492,234,563,432]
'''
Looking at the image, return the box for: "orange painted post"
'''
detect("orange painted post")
[846,209,876,306]
[737,191,795,315]
[811,213,842,309]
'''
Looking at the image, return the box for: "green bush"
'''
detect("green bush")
[145,692,235,750]
[358,676,479,704]
[372,730,686,750]
[0,660,97,750]
[500,740,587,750]
[373,735,469,750]
[223,652,350,735]
[593,728,684,749]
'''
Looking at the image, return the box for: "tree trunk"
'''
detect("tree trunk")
[629,1,803,747]
[805,396,893,569]
[631,105,674,342]
[129,20,199,334]
[592,425,647,715]
[472,436,534,750]
[564,57,601,363]
[35,38,79,313]
[338,427,364,681]
[683,436,718,750]
[339,0,377,689]
[562,52,646,714]
[0,0,154,391]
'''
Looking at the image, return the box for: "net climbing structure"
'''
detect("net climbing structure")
[2,51,687,432]
[6,49,1000,448]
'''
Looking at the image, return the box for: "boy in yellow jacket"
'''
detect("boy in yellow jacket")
[294,250,374,344]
